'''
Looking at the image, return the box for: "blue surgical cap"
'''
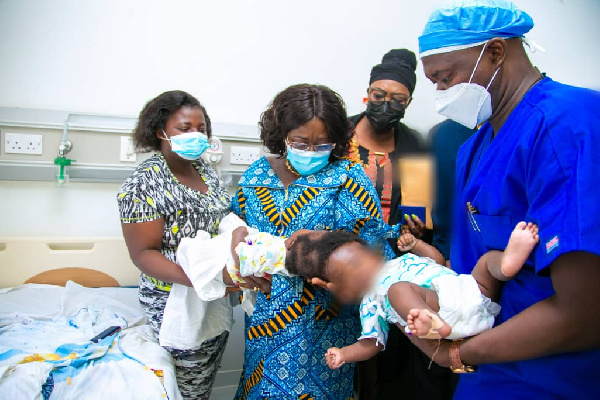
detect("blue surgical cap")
[418,0,534,57]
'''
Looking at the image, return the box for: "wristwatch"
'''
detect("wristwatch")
[449,341,477,373]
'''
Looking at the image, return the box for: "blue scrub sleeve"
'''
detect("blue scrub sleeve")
[527,119,600,273]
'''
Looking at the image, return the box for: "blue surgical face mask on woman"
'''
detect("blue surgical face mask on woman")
[162,130,210,160]
[286,145,332,176]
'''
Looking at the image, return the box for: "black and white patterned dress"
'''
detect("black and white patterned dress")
[117,153,230,399]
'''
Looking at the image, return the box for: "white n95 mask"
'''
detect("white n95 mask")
[434,43,500,129]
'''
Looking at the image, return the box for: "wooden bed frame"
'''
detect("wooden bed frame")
[24,267,120,287]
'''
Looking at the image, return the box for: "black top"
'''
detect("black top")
[349,113,428,251]
[429,119,476,259]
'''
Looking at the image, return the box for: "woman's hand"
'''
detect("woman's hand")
[239,275,272,294]
[285,229,326,249]
[403,214,426,239]
[225,286,242,295]
[231,226,249,268]
[310,277,338,294]
[285,229,310,249]
[231,226,272,293]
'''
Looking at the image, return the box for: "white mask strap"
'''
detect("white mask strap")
[522,37,546,53]
[486,67,501,90]
[468,42,489,84]
[468,41,501,90]
[161,130,171,142]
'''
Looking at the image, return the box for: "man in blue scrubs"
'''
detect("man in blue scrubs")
[407,1,600,398]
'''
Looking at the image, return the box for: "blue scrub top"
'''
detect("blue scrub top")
[450,77,600,399]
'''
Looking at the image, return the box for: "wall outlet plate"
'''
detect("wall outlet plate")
[4,132,43,154]
[120,136,136,162]
[230,145,260,165]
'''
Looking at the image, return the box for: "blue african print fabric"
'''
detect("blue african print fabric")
[232,157,397,399]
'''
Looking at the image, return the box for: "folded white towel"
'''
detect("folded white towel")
[159,213,246,350]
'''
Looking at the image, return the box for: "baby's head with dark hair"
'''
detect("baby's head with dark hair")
[286,231,365,279]
[286,230,384,303]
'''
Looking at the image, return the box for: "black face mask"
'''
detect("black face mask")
[365,101,405,132]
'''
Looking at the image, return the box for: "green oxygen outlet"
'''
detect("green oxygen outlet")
[54,156,75,186]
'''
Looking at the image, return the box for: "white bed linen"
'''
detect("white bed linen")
[0,281,182,400]
[0,283,64,318]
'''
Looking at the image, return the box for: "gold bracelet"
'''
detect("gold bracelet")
[449,340,477,373]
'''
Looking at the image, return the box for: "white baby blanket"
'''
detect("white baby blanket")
[159,213,245,350]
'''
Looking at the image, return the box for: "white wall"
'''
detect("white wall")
[1,0,599,136]
[1,0,599,239]
[0,181,123,237]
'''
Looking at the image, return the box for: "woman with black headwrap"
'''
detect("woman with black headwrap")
[349,49,426,246]
[350,50,456,400]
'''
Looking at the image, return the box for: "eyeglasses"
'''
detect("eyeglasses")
[368,88,411,111]
[286,140,336,152]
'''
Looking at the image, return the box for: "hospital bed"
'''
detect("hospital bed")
[0,236,244,399]
[0,236,181,399]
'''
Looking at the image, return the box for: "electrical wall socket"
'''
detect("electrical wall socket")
[4,132,43,155]
[230,145,260,165]
[120,136,136,162]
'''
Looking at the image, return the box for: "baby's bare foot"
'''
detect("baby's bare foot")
[406,309,451,339]
[501,221,539,278]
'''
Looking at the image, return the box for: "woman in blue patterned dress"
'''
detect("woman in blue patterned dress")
[232,84,397,399]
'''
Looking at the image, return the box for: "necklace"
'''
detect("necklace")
[354,130,393,223]
[366,150,393,223]
[346,138,363,165]
[285,159,299,176]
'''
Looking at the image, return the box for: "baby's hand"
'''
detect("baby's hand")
[325,347,345,369]
[397,232,418,252]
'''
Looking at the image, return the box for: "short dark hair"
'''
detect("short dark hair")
[286,230,367,280]
[259,84,353,161]
[132,90,212,152]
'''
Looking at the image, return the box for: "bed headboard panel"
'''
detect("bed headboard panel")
[0,237,140,288]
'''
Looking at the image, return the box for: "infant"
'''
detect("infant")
[321,222,539,369]
[231,222,539,370]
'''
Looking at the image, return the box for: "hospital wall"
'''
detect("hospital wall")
[1,0,598,393]
[1,0,599,238]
